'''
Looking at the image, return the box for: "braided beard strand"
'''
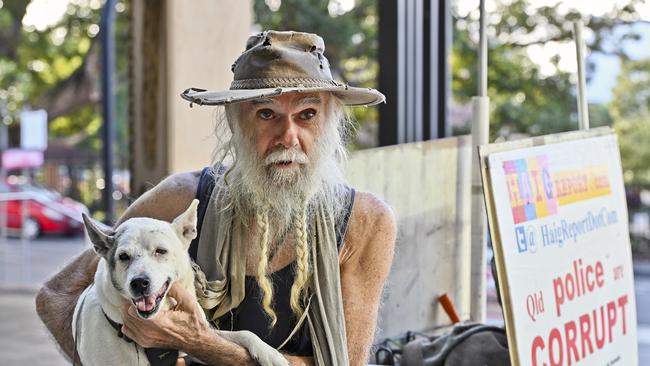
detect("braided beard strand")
[213,99,350,321]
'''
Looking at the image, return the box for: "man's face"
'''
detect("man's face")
[237,92,330,181]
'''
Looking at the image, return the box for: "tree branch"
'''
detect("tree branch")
[34,39,102,122]
[0,0,29,60]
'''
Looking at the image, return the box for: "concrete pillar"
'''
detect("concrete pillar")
[129,0,251,197]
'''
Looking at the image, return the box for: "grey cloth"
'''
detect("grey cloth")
[191,182,349,365]
[401,323,510,366]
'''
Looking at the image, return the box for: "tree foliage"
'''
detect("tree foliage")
[451,0,648,140]
[0,0,128,156]
[610,58,650,186]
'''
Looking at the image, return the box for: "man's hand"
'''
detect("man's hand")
[121,282,209,350]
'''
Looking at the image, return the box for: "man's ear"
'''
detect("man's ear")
[172,199,199,247]
[82,213,115,259]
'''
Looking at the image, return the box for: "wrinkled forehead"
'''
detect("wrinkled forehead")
[240,92,330,110]
[115,218,178,250]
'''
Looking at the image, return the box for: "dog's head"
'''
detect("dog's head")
[82,199,199,319]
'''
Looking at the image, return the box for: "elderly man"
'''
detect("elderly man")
[36,30,396,366]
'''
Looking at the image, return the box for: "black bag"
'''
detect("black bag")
[374,323,510,366]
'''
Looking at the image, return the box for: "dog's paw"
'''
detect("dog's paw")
[218,330,289,366]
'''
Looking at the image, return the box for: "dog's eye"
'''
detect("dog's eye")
[118,253,130,261]
[155,248,167,256]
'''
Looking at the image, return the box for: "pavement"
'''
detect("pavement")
[0,236,86,365]
[3,235,650,365]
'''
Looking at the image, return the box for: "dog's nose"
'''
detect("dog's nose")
[130,276,151,295]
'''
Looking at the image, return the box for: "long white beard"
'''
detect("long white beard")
[221,110,349,238]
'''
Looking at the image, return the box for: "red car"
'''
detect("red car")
[0,182,87,239]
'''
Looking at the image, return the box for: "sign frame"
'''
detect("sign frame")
[479,126,637,366]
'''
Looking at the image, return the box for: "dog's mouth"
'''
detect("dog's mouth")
[131,278,170,319]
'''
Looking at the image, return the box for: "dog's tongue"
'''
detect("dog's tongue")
[135,295,156,312]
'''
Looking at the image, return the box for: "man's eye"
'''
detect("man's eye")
[299,109,317,120]
[258,109,275,120]
[118,253,130,261]
[155,248,167,256]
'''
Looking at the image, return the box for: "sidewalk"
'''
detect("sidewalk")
[0,236,86,365]
[0,288,69,366]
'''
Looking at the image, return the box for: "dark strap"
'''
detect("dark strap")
[102,311,179,366]
[189,166,220,261]
[336,187,355,250]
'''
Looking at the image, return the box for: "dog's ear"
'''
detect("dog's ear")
[82,213,115,258]
[172,199,199,246]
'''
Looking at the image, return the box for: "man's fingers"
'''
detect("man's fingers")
[128,305,139,318]
[167,282,197,311]
[121,323,133,339]
[167,282,193,301]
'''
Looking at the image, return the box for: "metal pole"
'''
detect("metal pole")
[478,0,487,98]
[573,20,589,130]
[0,123,7,240]
[470,0,490,322]
[101,0,116,224]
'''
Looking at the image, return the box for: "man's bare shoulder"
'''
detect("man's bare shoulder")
[340,190,397,263]
[118,171,201,225]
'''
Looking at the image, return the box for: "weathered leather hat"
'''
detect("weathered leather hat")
[180,30,385,107]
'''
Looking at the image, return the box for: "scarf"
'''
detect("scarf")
[192,183,349,365]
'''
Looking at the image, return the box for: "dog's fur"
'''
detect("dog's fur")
[72,199,288,366]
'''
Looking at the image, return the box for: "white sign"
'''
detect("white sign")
[20,109,48,150]
[1,149,44,169]
[482,131,637,366]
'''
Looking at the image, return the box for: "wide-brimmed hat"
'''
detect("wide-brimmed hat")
[180,30,385,107]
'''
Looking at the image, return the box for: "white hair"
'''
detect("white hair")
[209,93,353,321]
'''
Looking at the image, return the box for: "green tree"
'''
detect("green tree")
[0,0,129,214]
[451,0,648,140]
[610,58,650,186]
[0,0,128,155]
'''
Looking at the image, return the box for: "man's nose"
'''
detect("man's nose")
[277,115,299,148]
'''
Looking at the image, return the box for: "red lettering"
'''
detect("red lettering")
[596,262,604,287]
[618,295,629,336]
[553,277,564,316]
[593,307,606,349]
[564,320,580,365]
[607,300,617,343]
[586,265,595,292]
[549,328,564,366]
[579,313,594,358]
[531,336,547,366]
[536,297,630,365]
[565,273,576,301]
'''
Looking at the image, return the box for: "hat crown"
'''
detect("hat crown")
[231,30,335,89]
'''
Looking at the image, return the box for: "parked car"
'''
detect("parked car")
[0,181,87,239]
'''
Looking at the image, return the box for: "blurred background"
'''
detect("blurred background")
[2,0,650,234]
[2,0,650,364]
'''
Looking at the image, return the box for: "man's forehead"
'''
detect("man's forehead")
[249,94,325,106]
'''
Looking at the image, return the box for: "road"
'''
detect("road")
[2,235,650,365]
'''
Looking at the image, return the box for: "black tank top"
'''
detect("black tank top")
[189,167,355,356]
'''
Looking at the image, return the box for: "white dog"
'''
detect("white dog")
[72,199,288,366]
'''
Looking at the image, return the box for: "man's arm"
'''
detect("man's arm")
[339,191,397,366]
[34,171,200,358]
[35,248,99,359]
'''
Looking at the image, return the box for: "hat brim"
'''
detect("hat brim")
[180,85,385,107]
